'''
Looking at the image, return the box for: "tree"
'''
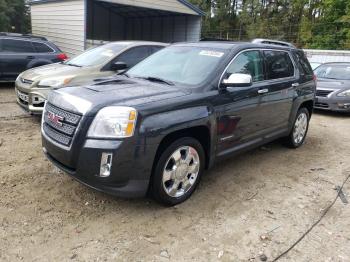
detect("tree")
[0,0,30,33]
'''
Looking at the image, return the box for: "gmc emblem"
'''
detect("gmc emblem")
[47,111,64,126]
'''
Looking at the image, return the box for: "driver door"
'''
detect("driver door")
[214,50,267,156]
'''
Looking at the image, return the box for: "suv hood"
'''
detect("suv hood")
[20,63,94,82]
[317,78,350,91]
[47,78,191,116]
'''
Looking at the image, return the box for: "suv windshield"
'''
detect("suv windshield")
[66,43,127,67]
[314,64,350,80]
[127,46,227,86]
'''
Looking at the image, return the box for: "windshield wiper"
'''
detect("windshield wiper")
[139,76,174,85]
[66,63,82,67]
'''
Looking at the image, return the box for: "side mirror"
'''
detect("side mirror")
[221,73,252,88]
[111,61,127,71]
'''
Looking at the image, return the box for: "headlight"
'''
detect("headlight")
[38,76,73,88]
[337,89,350,97]
[87,106,137,138]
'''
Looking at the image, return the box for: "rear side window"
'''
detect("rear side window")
[264,50,294,79]
[116,46,150,68]
[2,39,35,53]
[33,42,54,53]
[226,50,264,82]
[293,50,313,76]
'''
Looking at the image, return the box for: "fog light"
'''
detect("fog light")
[32,95,46,105]
[99,153,113,177]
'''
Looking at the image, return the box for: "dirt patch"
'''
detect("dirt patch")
[0,84,349,261]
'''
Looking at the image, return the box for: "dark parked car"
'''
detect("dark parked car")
[314,62,350,112]
[41,40,316,205]
[0,33,67,82]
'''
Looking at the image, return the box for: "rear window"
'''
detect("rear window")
[2,39,35,53]
[264,50,294,80]
[33,42,54,53]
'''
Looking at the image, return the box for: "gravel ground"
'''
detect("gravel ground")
[0,83,349,262]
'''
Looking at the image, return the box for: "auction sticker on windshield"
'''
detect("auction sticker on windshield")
[199,50,224,58]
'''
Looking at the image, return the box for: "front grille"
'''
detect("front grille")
[316,89,333,97]
[43,103,82,146]
[315,102,329,108]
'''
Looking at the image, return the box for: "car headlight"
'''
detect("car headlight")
[38,76,73,88]
[87,106,137,138]
[337,89,350,97]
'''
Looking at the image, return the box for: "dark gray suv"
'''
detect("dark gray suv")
[0,33,67,82]
[42,40,316,205]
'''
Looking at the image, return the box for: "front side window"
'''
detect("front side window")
[314,64,350,80]
[127,46,227,86]
[66,43,128,67]
[264,50,294,79]
[115,46,150,68]
[2,39,35,53]
[225,50,264,82]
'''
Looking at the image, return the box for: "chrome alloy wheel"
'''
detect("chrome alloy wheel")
[162,146,200,198]
[293,112,308,144]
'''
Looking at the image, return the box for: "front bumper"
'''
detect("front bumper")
[315,96,350,112]
[42,133,159,198]
[15,80,49,114]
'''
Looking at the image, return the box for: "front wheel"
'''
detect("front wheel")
[150,137,205,206]
[284,108,310,148]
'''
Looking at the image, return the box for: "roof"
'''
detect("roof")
[29,0,205,16]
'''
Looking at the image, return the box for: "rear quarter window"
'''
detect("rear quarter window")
[293,50,313,76]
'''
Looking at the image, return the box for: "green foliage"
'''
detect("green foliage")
[189,0,350,49]
[0,0,30,33]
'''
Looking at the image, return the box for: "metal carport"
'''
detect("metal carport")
[30,0,204,56]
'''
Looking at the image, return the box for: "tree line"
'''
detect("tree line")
[0,0,349,50]
[190,0,350,49]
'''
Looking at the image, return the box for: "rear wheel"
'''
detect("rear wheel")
[284,107,310,148]
[150,137,205,206]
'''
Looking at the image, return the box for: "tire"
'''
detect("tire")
[150,137,205,206]
[284,107,310,148]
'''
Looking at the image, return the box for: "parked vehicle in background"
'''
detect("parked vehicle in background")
[0,33,67,82]
[314,62,350,112]
[41,40,315,205]
[15,41,167,114]
[310,62,322,70]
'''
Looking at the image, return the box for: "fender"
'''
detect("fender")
[288,80,316,132]
[27,59,52,69]
[138,105,217,168]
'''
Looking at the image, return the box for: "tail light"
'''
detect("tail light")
[312,74,317,81]
[56,53,68,61]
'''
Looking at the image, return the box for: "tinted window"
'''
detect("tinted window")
[264,51,294,79]
[116,46,150,68]
[293,50,313,75]
[150,46,164,55]
[2,39,35,53]
[225,50,264,82]
[33,42,53,53]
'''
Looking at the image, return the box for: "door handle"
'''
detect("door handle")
[292,83,299,87]
[258,88,269,94]
[26,56,35,60]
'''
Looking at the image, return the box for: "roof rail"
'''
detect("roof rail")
[0,32,47,41]
[251,38,295,48]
